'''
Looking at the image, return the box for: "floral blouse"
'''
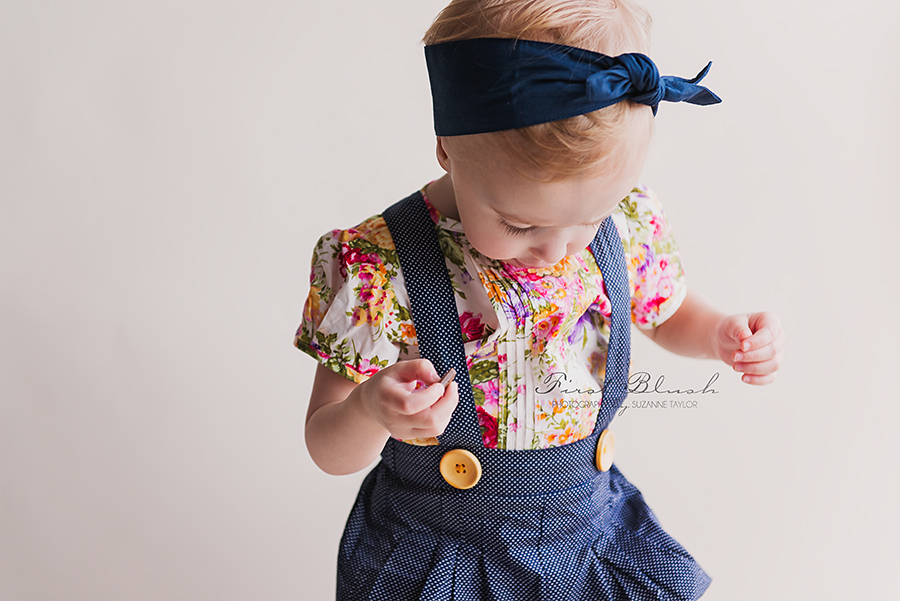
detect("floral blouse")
[294,183,688,450]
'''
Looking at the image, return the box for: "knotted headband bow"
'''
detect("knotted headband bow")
[424,37,722,136]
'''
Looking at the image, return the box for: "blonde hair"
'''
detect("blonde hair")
[423,0,655,181]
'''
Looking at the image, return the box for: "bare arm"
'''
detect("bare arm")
[637,288,728,360]
[639,287,786,385]
[304,360,459,476]
[304,364,391,476]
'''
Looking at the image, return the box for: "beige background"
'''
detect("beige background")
[1,0,898,599]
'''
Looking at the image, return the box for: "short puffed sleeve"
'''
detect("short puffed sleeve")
[293,215,413,383]
[622,185,689,330]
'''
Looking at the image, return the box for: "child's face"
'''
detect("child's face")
[437,135,644,269]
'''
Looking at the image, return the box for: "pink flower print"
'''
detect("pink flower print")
[657,274,674,299]
[421,194,441,224]
[338,243,380,280]
[649,215,663,238]
[642,295,665,317]
[476,405,498,448]
[356,357,381,379]
[501,263,543,280]
[341,246,358,266]
[480,379,500,413]
[357,287,376,304]
[459,311,486,341]
[593,292,612,319]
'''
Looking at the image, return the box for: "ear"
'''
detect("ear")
[435,137,451,173]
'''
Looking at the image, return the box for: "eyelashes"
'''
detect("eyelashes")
[501,221,532,236]
[500,218,605,237]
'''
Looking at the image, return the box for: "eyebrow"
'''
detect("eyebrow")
[496,210,609,227]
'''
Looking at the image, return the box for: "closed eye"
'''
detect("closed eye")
[500,217,605,237]
[501,220,532,236]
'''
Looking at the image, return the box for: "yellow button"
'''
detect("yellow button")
[440,449,482,489]
[595,429,615,472]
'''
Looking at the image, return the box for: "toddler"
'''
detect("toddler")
[295,0,785,599]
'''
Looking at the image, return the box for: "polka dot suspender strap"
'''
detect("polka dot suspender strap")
[590,216,632,432]
[382,191,482,448]
[380,190,631,448]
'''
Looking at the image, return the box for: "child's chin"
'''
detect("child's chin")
[508,258,552,269]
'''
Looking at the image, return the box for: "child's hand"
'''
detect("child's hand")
[354,358,459,440]
[712,312,785,385]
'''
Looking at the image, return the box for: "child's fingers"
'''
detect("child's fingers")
[737,370,779,385]
[388,358,440,385]
[738,326,773,353]
[732,356,779,377]
[398,380,452,415]
[389,358,441,392]
[732,341,776,363]
[410,380,459,436]
[722,316,751,346]
[411,358,440,383]
[736,326,753,343]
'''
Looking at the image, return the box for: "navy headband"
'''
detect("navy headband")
[424,37,722,136]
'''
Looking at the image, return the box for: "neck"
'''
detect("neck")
[424,174,460,221]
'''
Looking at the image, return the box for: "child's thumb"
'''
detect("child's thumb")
[731,318,752,343]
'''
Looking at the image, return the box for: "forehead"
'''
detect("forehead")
[490,176,624,227]
[446,135,637,227]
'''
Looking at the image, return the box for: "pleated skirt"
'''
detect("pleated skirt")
[336,451,712,601]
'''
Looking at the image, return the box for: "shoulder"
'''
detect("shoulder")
[616,183,669,233]
[296,213,413,383]
[315,213,397,263]
[343,213,397,252]
[614,183,683,252]
[307,213,399,293]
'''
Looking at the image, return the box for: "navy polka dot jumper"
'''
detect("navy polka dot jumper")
[335,190,711,600]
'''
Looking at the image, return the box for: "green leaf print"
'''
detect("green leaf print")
[437,228,466,270]
[448,273,467,301]
[436,229,468,301]
[308,237,334,304]
[472,386,485,406]
[314,331,345,373]
[469,360,499,385]
[311,333,389,380]
[354,350,389,372]
[394,299,412,324]
[356,238,398,266]
[328,241,342,261]
[620,197,641,223]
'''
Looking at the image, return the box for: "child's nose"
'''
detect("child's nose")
[529,238,569,266]
[531,230,595,266]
